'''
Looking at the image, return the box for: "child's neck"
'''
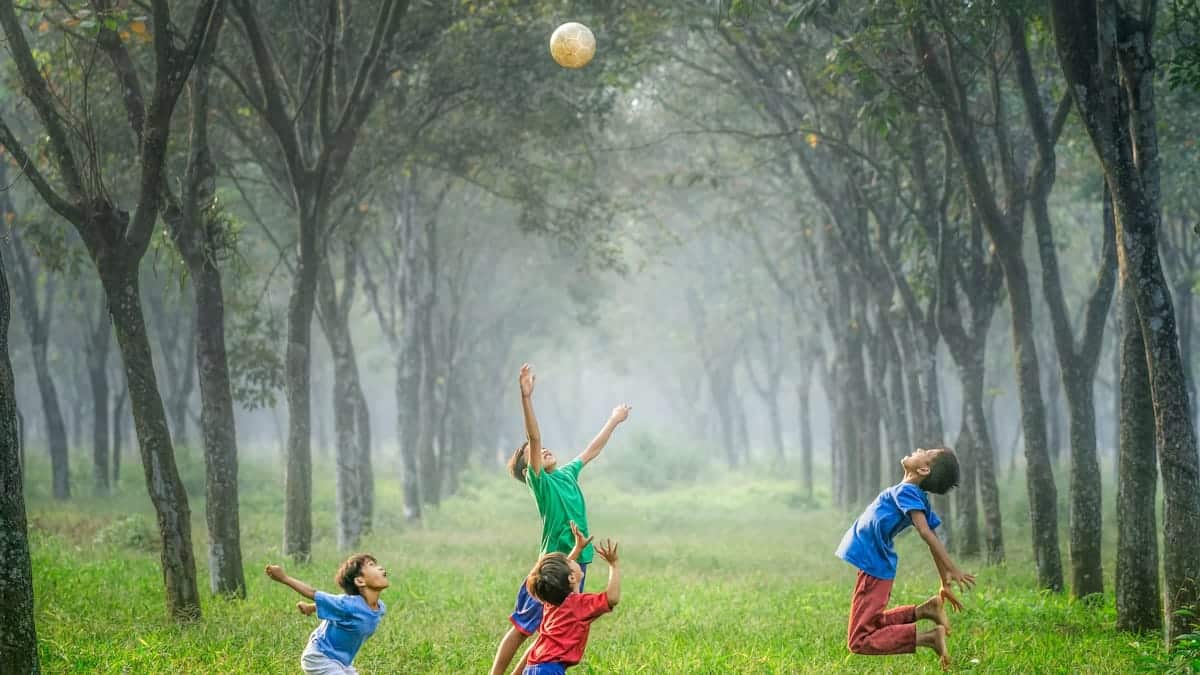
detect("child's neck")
[901,471,924,486]
[360,588,382,610]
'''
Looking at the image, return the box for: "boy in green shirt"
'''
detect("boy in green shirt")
[488,363,631,675]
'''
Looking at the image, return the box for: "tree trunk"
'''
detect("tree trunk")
[953,395,981,558]
[112,382,128,484]
[1004,262,1063,591]
[31,330,69,499]
[86,312,111,495]
[961,354,1003,563]
[797,363,813,500]
[6,234,70,500]
[192,263,246,597]
[103,270,200,620]
[0,244,40,674]
[1115,286,1161,632]
[354,374,373,533]
[283,211,320,561]
[316,254,369,550]
[170,326,197,449]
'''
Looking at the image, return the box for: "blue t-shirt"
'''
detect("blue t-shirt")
[835,482,941,580]
[309,591,386,666]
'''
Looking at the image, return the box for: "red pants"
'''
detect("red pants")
[847,571,917,655]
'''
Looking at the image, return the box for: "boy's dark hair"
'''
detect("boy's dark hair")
[921,448,960,495]
[335,553,377,595]
[527,553,573,606]
[508,441,530,483]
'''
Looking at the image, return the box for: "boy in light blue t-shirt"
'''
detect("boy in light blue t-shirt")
[835,447,974,670]
[266,554,389,674]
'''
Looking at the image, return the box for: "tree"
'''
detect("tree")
[0,233,39,674]
[1050,0,1200,642]
[0,0,226,620]
[0,187,69,500]
[158,7,245,596]
[912,7,1064,591]
[222,0,409,560]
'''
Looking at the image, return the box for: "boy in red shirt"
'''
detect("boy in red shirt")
[517,528,622,674]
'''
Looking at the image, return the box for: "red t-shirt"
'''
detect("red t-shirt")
[527,592,612,667]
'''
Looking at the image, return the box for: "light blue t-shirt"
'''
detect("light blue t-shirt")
[309,591,386,666]
[835,482,941,580]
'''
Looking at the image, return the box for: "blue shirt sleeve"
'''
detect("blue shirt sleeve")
[894,484,939,530]
[314,591,352,621]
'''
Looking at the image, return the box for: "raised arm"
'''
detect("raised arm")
[265,564,317,600]
[520,364,543,475]
[567,521,594,561]
[595,539,622,607]
[911,511,975,609]
[578,404,632,465]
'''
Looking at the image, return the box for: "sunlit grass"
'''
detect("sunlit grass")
[22,450,1156,673]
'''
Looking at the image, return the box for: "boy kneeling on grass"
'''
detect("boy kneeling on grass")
[515,522,621,675]
[835,447,975,670]
[265,554,389,675]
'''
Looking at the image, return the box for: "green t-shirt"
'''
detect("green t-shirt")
[526,457,593,564]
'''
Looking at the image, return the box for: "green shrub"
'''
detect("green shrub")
[594,431,710,492]
[93,514,159,553]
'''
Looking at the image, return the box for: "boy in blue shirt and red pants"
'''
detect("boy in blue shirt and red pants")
[836,447,975,670]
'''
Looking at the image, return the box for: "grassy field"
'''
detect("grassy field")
[20,448,1170,674]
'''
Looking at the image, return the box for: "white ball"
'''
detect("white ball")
[549,22,596,69]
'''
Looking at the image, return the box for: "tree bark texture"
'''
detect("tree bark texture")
[0,244,40,674]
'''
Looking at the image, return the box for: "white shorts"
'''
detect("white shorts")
[301,641,358,675]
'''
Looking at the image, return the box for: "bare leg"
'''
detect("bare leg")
[916,625,949,670]
[916,594,951,634]
[489,626,529,675]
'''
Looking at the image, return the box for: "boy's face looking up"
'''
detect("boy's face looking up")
[541,448,558,472]
[901,447,942,475]
[356,559,390,592]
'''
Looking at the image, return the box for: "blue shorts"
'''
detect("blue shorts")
[509,563,588,635]
[523,663,566,675]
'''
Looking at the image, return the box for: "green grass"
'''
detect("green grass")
[21,452,1167,673]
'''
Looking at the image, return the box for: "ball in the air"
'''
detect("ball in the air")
[549,22,595,69]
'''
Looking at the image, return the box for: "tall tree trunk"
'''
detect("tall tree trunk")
[1115,285,1161,632]
[5,233,70,500]
[797,361,814,500]
[31,325,69,500]
[112,381,128,485]
[103,270,200,620]
[354,371,373,533]
[962,353,1003,563]
[316,252,370,550]
[953,395,981,557]
[192,263,245,596]
[86,309,112,495]
[170,326,197,449]
[0,244,40,674]
[283,210,320,561]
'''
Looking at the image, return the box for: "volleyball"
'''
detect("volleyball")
[549,22,596,69]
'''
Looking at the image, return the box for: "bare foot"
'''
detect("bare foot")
[917,625,950,671]
[918,594,951,635]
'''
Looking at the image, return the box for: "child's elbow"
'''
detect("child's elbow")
[607,593,620,608]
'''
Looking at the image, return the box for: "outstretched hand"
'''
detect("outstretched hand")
[264,564,287,582]
[944,568,975,593]
[595,539,619,565]
[610,404,632,425]
[520,364,536,398]
[570,521,594,551]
